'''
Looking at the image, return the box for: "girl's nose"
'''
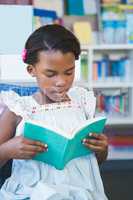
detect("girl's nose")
[55,76,66,87]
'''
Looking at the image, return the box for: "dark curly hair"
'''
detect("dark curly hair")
[23,24,81,65]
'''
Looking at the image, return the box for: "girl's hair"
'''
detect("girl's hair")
[24,24,81,65]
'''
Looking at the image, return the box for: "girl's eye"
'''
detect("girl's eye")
[46,74,55,78]
[65,70,74,76]
[45,72,56,77]
[65,72,73,75]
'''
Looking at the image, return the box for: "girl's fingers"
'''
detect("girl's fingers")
[83,142,102,152]
[19,147,48,159]
[87,133,108,146]
[97,134,108,141]
[23,138,46,148]
[82,138,107,152]
[88,133,106,140]
[22,144,47,153]
[18,136,44,147]
[19,151,38,159]
[88,133,99,139]
[83,138,103,146]
[21,151,37,159]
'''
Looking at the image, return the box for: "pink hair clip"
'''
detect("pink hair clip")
[22,48,27,62]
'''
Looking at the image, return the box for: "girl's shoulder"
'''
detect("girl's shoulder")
[69,86,95,102]
[69,86,96,118]
[0,90,34,118]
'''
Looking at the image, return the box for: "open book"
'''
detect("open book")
[23,116,107,170]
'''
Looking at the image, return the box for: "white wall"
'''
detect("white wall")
[0,5,33,54]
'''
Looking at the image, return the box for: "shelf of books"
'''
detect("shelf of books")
[75,44,133,126]
[104,125,133,160]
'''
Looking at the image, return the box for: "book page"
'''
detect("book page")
[71,116,106,137]
[26,119,72,139]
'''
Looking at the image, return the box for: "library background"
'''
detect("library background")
[0,0,133,199]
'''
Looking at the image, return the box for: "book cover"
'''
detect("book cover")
[109,135,133,146]
[23,116,107,170]
[73,21,93,45]
[33,8,58,29]
[66,0,84,15]
[80,51,88,81]
[33,0,64,17]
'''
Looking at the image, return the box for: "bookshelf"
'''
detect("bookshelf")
[65,0,133,127]
[75,44,133,125]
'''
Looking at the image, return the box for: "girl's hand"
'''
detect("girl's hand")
[4,135,48,160]
[83,133,108,164]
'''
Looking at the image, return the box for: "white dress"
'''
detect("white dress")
[0,86,108,200]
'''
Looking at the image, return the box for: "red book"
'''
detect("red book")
[109,136,133,146]
[0,0,32,4]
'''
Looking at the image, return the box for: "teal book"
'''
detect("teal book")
[23,116,107,170]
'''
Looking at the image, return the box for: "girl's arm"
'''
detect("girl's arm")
[0,107,19,167]
[0,107,47,168]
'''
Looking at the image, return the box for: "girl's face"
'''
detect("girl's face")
[27,50,75,102]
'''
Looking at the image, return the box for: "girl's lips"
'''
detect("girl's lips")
[51,89,69,100]
[53,90,66,95]
[53,91,67,100]
[54,92,66,97]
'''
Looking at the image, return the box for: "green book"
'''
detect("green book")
[23,116,107,170]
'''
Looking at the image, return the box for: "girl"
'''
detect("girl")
[0,24,108,200]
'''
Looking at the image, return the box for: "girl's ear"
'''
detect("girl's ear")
[27,65,36,77]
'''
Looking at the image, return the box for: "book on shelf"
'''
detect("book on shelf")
[66,0,84,15]
[33,8,58,29]
[109,135,133,146]
[66,0,97,15]
[73,21,93,44]
[93,55,131,82]
[0,0,32,5]
[126,12,133,44]
[96,89,129,116]
[33,0,64,17]
[23,116,107,170]
[108,145,133,160]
